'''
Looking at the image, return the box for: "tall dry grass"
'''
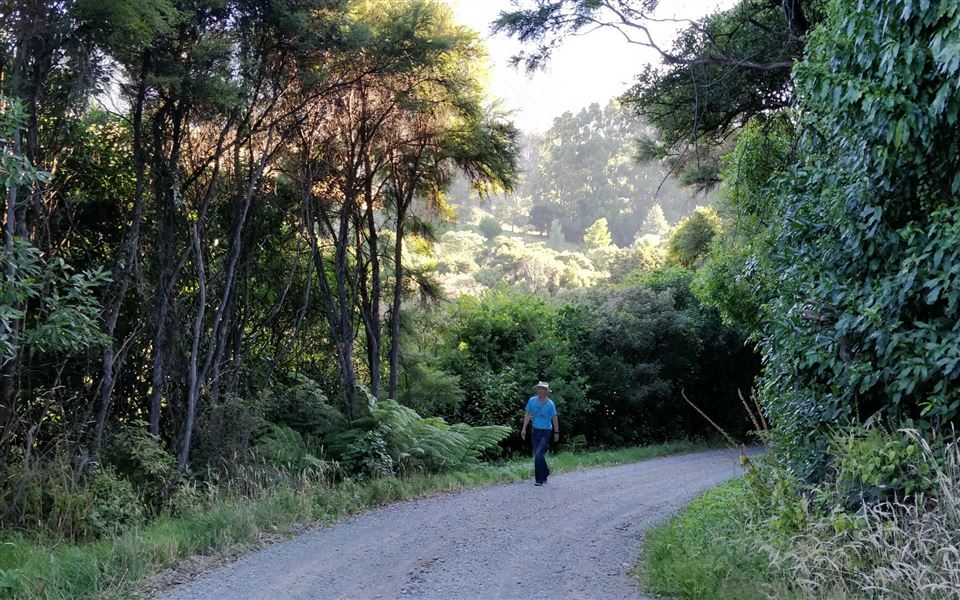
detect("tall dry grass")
[768,430,960,599]
[653,392,960,599]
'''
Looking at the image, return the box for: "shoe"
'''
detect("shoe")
[534,482,543,486]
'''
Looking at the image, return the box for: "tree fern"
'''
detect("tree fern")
[371,397,509,473]
[264,382,510,477]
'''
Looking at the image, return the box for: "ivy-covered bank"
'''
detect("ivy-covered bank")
[637,0,960,596]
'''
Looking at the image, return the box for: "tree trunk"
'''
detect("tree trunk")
[148,97,188,436]
[201,128,267,395]
[361,170,381,397]
[179,125,265,468]
[179,220,206,468]
[304,178,359,419]
[93,75,147,453]
[387,209,404,401]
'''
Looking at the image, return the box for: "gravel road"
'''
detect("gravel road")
[156,448,750,600]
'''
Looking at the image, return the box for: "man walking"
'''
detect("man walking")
[520,381,560,486]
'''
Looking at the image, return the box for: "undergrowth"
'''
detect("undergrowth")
[0,440,707,600]
[641,428,960,600]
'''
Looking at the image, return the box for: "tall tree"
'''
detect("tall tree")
[640,203,670,237]
[292,0,516,411]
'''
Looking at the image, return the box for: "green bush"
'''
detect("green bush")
[744,0,960,480]
[477,215,502,240]
[583,217,613,250]
[666,206,722,268]
[191,392,266,467]
[830,426,934,506]
[435,275,757,449]
[607,241,666,283]
[3,451,145,541]
[267,383,514,478]
[444,288,594,442]
[104,424,182,512]
[86,465,145,537]
[336,429,396,478]
[566,274,757,445]
[434,230,485,274]
[397,356,465,417]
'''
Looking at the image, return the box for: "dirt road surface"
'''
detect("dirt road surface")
[156,448,749,600]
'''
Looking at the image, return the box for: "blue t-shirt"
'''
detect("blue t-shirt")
[526,397,557,430]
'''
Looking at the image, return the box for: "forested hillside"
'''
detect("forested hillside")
[448,101,704,242]
[423,99,715,297]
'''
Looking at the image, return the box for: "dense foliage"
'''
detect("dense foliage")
[436,274,757,450]
[501,0,960,491]
[756,0,960,478]
[0,0,523,534]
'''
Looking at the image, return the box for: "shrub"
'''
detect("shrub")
[338,429,396,478]
[692,236,768,335]
[434,230,485,274]
[191,392,266,467]
[397,356,464,417]
[751,0,960,479]
[3,449,145,541]
[830,426,934,506]
[103,424,182,512]
[767,430,960,599]
[608,241,666,283]
[435,273,757,448]
[85,465,144,537]
[281,383,513,478]
[477,215,503,240]
[582,217,613,250]
[444,288,594,442]
[666,206,721,268]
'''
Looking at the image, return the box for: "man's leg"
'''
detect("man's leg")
[533,430,549,484]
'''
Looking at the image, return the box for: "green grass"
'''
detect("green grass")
[637,477,782,600]
[0,440,710,600]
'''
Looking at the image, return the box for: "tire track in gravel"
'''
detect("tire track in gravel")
[155,448,752,600]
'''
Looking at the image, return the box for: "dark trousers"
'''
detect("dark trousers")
[531,428,552,483]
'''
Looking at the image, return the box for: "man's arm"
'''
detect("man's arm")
[552,415,560,440]
[521,412,531,440]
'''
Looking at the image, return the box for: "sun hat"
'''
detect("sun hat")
[534,381,550,391]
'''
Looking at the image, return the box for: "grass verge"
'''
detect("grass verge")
[637,477,779,600]
[0,440,710,600]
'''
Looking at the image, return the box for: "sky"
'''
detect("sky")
[443,0,736,133]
